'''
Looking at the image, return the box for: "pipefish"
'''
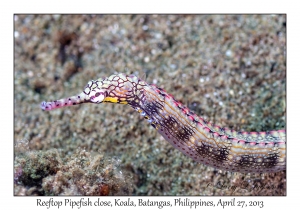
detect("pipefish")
[41,73,286,173]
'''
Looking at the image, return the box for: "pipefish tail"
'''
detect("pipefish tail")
[41,73,286,173]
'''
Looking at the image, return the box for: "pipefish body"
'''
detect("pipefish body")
[41,73,286,173]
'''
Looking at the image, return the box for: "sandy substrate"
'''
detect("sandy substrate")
[14,14,286,195]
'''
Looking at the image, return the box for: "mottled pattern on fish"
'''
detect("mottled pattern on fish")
[41,73,286,173]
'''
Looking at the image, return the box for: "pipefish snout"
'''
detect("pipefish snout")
[41,73,286,173]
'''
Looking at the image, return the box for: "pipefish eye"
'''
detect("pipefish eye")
[89,91,106,103]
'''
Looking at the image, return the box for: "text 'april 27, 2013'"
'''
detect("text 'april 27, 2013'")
[36,197,265,209]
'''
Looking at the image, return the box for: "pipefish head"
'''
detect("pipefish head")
[85,73,139,105]
[40,73,142,111]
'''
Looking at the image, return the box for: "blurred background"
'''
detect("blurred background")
[14,14,286,195]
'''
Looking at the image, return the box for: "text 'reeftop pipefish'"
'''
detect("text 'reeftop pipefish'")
[41,73,286,173]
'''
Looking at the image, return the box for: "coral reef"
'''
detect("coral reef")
[14,147,133,195]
